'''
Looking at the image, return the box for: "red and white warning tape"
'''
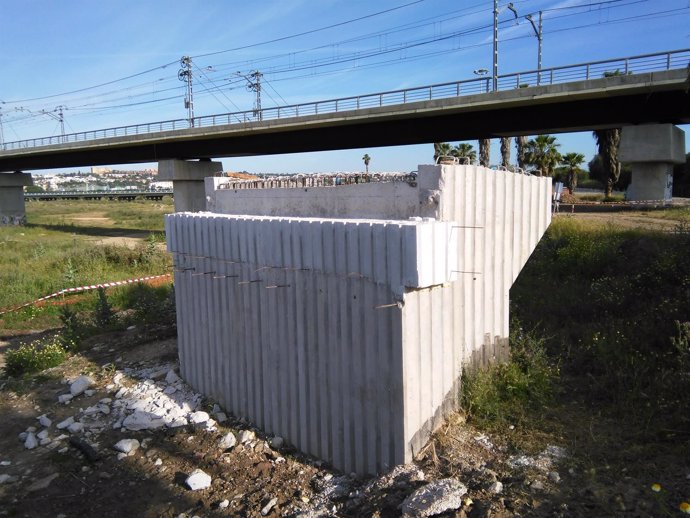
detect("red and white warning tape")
[0,273,172,316]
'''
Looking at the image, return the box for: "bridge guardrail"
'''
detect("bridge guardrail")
[3,48,689,152]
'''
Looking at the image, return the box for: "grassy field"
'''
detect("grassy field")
[0,199,173,330]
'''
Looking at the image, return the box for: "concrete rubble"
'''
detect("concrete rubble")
[401,478,468,518]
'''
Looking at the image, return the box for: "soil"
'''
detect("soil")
[2,324,685,518]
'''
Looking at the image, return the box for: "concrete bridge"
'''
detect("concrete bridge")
[0,48,688,220]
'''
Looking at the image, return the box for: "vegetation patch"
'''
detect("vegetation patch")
[4,336,69,376]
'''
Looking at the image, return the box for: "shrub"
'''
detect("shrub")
[93,286,115,328]
[58,304,84,351]
[461,322,558,428]
[4,338,68,377]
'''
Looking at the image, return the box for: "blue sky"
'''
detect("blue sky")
[1,0,689,174]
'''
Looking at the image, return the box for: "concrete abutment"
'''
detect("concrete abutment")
[165,165,552,474]
[158,159,223,212]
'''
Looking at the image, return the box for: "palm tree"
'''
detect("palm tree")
[479,138,491,167]
[516,135,528,169]
[524,135,561,176]
[592,129,621,198]
[362,153,371,173]
[433,142,453,162]
[451,143,476,164]
[561,152,585,194]
[500,137,511,168]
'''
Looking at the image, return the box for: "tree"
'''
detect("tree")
[560,152,585,194]
[592,129,621,198]
[516,135,528,170]
[433,142,453,162]
[500,137,511,168]
[451,143,476,164]
[479,139,490,167]
[362,153,371,173]
[524,135,561,177]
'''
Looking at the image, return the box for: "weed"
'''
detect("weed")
[58,304,84,351]
[461,322,558,429]
[4,337,68,377]
[93,286,115,328]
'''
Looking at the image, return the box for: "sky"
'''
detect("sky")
[1,0,689,175]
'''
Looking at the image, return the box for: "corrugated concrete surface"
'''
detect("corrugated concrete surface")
[166,164,551,474]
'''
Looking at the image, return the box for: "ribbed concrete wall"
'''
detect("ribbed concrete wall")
[402,166,551,458]
[166,164,551,474]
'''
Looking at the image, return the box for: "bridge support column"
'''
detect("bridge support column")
[0,172,33,225]
[158,159,223,212]
[619,124,686,202]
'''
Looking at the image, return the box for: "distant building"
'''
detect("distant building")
[91,166,112,175]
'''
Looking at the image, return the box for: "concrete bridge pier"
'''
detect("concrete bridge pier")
[619,124,686,202]
[158,159,223,212]
[0,171,33,225]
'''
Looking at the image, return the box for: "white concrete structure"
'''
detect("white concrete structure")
[620,124,686,202]
[0,172,33,225]
[165,164,551,474]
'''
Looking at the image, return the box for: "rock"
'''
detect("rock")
[98,403,111,415]
[0,461,10,466]
[218,499,230,509]
[215,412,228,423]
[39,438,52,446]
[58,394,73,404]
[189,411,210,425]
[67,422,84,434]
[113,373,124,385]
[154,458,163,466]
[261,497,278,516]
[122,411,165,431]
[270,436,284,449]
[548,471,561,483]
[70,375,95,396]
[0,473,17,484]
[489,481,503,494]
[24,432,38,450]
[165,370,181,384]
[114,439,140,454]
[401,478,468,518]
[219,432,237,450]
[26,473,59,492]
[37,429,49,440]
[84,405,101,416]
[38,415,52,427]
[239,430,255,444]
[185,469,212,490]
[531,480,544,491]
[26,426,37,433]
[18,432,28,441]
[84,389,96,397]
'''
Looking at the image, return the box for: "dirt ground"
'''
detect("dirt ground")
[1,211,687,517]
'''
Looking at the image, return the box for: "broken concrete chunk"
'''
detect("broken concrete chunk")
[24,432,38,450]
[261,497,278,516]
[218,432,237,450]
[122,411,165,431]
[56,417,75,430]
[165,369,181,384]
[189,411,210,425]
[58,394,73,404]
[239,430,256,444]
[401,478,467,518]
[113,439,140,454]
[67,422,84,434]
[70,375,95,396]
[185,469,212,490]
[38,415,52,428]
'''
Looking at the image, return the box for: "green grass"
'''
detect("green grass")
[0,199,173,330]
[509,215,690,429]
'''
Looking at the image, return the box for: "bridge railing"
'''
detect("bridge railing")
[3,48,689,152]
